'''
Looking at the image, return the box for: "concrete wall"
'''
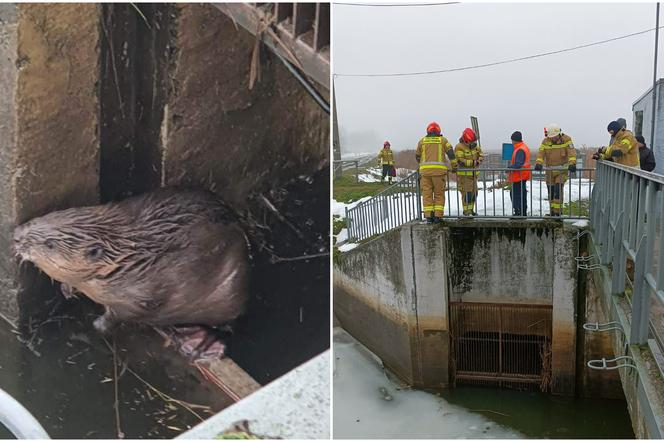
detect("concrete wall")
[446,221,554,304]
[0,4,101,323]
[334,220,580,393]
[160,5,329,208]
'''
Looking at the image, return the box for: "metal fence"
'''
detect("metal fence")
[345,170,421,241]
[345,167,594,241]
[589,160,664,351]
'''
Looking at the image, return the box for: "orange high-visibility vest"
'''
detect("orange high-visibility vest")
[509,141,532,182]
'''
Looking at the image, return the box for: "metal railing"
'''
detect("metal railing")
[589,160,664,351]
[345,171,421,241]
[333,160,360,183]
[345,167,594,241]
[0,388,49,439]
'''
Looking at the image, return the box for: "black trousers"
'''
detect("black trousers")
[510,180,528,216]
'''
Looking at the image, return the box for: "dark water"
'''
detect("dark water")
[0,298,232,439]
[442,386,635,439]
[225,168,330,384]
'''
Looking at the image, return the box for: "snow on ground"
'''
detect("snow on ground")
[332,197,371,218]
[338,243,358,252]
[333,328,523,439]
[336,179,593,247]
[358,174,380,183]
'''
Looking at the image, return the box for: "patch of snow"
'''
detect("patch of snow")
[571,219,590,228]
[338,243,358,252]
[332,197,371,218]
[336,228,348,244]
[358,174,380,183]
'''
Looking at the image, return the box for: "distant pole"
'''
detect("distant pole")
[333,76,342,179]
[651,2,660,147]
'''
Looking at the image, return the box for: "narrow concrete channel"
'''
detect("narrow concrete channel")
[334,328,634,439]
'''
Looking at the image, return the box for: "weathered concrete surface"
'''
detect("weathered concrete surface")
[334,219,581,392]
[410,225,449,388]
[551,223,578,395]
[578,270,624,399]
[446,220,555,304]
[99,4,174,201]
[588,234,664,438]
[160,4,329,208]
[0,4,100,322]
[334,228,416,383]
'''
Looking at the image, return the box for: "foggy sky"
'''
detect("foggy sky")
[333,2,661,153]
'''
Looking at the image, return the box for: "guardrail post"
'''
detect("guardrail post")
[630,235,650,345]
[611,212,626,294]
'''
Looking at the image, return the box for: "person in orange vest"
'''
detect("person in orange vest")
[454,128,484,216]
[507,131,532,217]
[378,141,396,184]
[415,122,458,223]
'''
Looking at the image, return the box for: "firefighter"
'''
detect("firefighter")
[378,141,396,184]
[454,128,484,216]
[593,121,640,168]
[533,124,577,216]
[508,131,532,217]
[416,122,458,223]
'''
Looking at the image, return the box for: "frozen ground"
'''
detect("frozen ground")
[333,328,523,439]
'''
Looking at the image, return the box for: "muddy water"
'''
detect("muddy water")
[0,297,232,439]
[334,328,634,439]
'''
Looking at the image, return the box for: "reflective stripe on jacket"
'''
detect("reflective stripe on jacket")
[416,135,454,175]
[509,141,532,182]
[536,134,577,166]
[378,148,395,165]
[454,142,484,176]
[603,129,639,167]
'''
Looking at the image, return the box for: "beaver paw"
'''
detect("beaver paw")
[170,326,226,361]
[93,315,115,334]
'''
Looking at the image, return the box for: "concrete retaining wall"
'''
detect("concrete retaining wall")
[0,4,329,325]
[0,4,101,323]
[334,219,580,394]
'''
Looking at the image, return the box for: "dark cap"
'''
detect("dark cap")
[511,131,523,142]
[636,135,646,145]
[607,121,621,133]
[616,118,627,129]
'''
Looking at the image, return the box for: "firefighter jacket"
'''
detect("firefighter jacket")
[601,129,640,167]
[454,141,484,176]
[416,134,457,176]
[535,134,576,167]
[378,148,395,165]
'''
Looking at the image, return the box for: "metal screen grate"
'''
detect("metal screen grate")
[450,302,552,391]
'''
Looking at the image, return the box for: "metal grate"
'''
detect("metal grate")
[450,302,552,391]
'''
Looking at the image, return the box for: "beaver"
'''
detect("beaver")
[13,188,249,358]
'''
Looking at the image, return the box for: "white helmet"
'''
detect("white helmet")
[546,123,562,138]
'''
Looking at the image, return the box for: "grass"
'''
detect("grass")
[333,174,389,203]
[562,199,590,217]
[333,216,346,236]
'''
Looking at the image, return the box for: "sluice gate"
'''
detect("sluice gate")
[450,302,552,391]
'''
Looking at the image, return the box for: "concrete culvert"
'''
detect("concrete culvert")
[0,3,329,439]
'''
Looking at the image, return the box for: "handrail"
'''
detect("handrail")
[590,160,664,352]
[345,167,594,242]
[0,388,49,439]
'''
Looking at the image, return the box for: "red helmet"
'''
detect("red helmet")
[461,128,477,144]
[383,141,391,147]
[426,122,441,135]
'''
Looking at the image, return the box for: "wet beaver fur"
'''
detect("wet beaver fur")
[13,188,249,335]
